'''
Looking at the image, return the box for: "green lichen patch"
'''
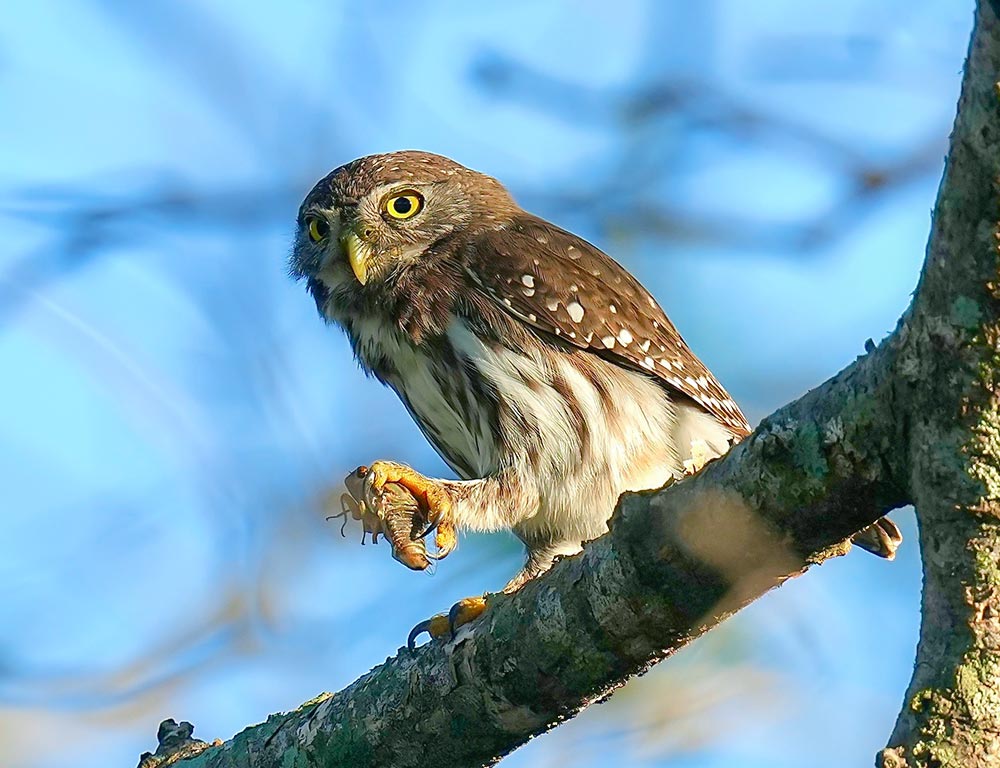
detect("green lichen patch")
[951,295,983,330]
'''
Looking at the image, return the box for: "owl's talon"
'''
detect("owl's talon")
[416,521,436,540]
[407,596,488,649]
[432,521,457,559]
[360,460,455,536]
[448,596,487,633]
[407,614,450,649]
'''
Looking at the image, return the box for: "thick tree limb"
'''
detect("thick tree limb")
[880,1,1000,764]
[150,2,1000,766]
[156,335,906,768]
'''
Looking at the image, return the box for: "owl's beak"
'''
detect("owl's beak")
[340,228,372,285]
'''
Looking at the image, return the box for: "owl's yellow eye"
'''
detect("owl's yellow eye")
[384,191,424,220]
[307,216,329,243]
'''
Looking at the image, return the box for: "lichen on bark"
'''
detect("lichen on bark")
[880,3,1000,765]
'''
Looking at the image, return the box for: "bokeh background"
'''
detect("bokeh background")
[0,2,973,766]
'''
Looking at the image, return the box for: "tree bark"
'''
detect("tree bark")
[879,1,1000,764]
[143,3,1000,766]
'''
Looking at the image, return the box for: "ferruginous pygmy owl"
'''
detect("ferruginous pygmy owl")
[290,151,900,645]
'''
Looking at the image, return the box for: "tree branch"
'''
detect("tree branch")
[149,334,906,768]
[880,0,1000,764]
[145,2,1000,766]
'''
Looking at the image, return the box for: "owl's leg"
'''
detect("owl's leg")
[406,544,566,648]
[359,461,540,556]
[356,463,540,647]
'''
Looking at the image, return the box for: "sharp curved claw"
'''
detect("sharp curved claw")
[407,619,435,650]
[416,520,437,540]
[447,602,464,636]
[407,613,451,649]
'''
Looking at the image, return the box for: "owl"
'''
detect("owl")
[290,151,899,645]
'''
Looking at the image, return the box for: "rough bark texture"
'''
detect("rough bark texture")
[879,2,1000,765]
[143,3,1000,766]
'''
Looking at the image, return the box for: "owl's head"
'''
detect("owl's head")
[290,151,516,292]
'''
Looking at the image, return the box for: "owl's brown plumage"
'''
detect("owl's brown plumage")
[290,151,895,642]
[462,215,751,436]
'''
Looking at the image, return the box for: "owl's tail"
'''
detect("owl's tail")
[851,516,903,560]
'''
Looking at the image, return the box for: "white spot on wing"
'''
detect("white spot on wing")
[601,335,615,348]
[566,301,585,323]
[522,287,536,297]
[521,275,535,288]
[617,328,633,345]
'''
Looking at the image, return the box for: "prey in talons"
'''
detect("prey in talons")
[329,466,455,572]
[346,463,458,562]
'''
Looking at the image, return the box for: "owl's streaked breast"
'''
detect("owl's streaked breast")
[346,315,499,480]
[343,309,729,545]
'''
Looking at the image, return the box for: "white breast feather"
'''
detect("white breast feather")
[353,314,733,554]
[447,320,683,544]
[351,316,497,477]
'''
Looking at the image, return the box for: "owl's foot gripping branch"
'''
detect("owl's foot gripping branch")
[343,463,490,648]
[406,596,489,649]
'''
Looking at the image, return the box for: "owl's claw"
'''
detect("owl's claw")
[357,461,457,560]
[407,596,488,649]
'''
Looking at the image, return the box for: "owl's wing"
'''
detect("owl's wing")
[463,215,751,437]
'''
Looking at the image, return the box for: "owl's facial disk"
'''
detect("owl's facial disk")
[291,151,517,295]
[293,183,454,291]
[302,211,381,286]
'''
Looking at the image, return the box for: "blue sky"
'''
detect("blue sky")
[0,2,973,766]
